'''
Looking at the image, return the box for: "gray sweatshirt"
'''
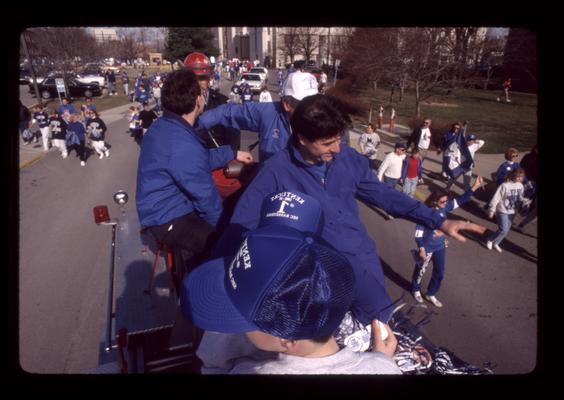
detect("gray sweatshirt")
[196,331,402,375]
[229,346,402,375]
[488,181,530,215]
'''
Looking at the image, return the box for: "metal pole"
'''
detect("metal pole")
[104,221,118,352]
[332,61,339,87]
[326,27,331,66]
[20,32,42,105]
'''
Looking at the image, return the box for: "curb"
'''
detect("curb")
[20,152,45,169]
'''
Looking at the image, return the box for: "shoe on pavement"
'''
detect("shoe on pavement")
[486,241,493,250]
[493,244,503,253]
[425,294,443,308]
[104,150,110,158]
[412,291,423,303]
[99,153,104,159]
[80,161,86,166]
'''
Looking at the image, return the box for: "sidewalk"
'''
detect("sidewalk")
[19,101,144,169]
[347,126,507,204]
[20,101,507,198]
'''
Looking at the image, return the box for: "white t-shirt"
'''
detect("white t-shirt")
[377,152,406,181]
[259,90,273,102]
[418,127,432,150]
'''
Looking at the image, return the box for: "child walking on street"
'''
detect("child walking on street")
[128,106,142,143]
[67,113,87,166]
[411,176,485,307]
[401,148,423,198]
[358,123,381,170]
[486,168,530,253]
[32,104,51,152]
[49,110,68,159]
[86,110,110,159]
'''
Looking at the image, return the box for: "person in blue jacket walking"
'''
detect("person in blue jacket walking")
[214,94,486,350]
[196,71,319,164]
[411,176,485,307]
[136,69,253,284]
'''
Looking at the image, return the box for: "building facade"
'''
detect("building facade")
[211,27,352,68]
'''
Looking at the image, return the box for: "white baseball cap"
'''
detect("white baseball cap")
[283,71,319,101]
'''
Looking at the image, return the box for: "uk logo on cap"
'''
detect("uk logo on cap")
[259,190,323,234]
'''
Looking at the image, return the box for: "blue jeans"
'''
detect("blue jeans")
[488,212,514,245]
[402,176,418,197]
[383,176,399,189]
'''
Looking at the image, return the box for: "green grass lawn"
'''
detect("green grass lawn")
[354,85,537,153]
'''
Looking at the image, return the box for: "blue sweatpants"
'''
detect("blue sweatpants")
[411,248,446,296]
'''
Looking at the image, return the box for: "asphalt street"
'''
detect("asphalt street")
[17,70,538,374]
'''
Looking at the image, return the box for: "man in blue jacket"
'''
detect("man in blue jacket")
[214,94,485,350]
[136,69,253,284]
[196,71,319,163]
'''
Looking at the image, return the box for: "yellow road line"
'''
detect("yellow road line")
[20,153,44,169]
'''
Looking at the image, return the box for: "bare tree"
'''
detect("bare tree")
[23,27,97,74]
[277,27,301,65]
[119,30,143,62]
[345,27,493,117]
[296,27,320,63]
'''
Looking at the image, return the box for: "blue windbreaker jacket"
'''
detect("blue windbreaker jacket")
[136,111,234,228]
[215,142,447,324]
[196,101,291,163]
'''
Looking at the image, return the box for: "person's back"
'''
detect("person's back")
[139,106,157,130]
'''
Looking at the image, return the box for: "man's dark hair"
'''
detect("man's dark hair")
[281,95,299,110]
[161,69,201,115]
[290,94,351,143]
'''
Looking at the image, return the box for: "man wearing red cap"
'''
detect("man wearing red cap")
[184,52,241,153]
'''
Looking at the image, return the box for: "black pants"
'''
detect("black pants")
[147,212,217,291]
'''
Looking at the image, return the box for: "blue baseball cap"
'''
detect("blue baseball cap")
[395,142,407,149]
[258,190,323,234]
[181,193,355,340]
[467,133,478,141]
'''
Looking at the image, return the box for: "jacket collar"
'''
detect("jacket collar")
[163,110,194,131]
[289,141,340,168]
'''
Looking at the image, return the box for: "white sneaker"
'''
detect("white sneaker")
[486,241,493,250]
[425,294,443,308]
[99,153,104,159]
[104,150,110,158]
[493,244,503,253]
[80,161,86,166]
[412,291,423,303]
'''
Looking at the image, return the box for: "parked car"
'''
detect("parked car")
[20,68,32,85]
[249,67,268,83]
[76,69,106,87]
[235,73,266,93]
[29,77,102,100]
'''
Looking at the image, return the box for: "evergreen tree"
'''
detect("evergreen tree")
[164,28,219,63]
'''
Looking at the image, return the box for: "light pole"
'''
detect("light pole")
[20,31,42,105]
